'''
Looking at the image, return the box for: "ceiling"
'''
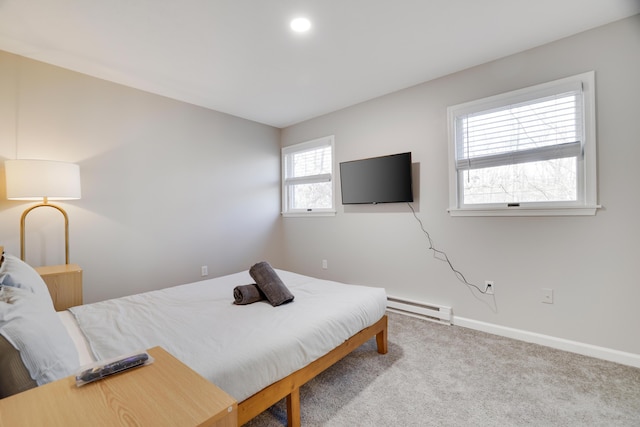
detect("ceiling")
[1,1,638,128]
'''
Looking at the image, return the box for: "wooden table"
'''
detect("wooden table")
[0,347,237,427]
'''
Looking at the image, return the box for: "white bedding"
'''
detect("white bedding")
[64,269,386,402]
[58,310,94,366]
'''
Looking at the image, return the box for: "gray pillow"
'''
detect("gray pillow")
[0,286,79,387]
[0,253,53,308]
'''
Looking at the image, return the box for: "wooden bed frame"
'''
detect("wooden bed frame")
[238,314,388,427]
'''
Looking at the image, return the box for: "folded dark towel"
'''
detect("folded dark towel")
[249,261,294,307]
[233,284,265,305]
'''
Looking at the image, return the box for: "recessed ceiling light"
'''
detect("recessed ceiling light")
[290,17,311,33]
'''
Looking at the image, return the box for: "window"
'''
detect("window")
[282,135,335,216]
[447,72,599,216]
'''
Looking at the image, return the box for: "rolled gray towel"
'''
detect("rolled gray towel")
[233,284,265,305]
[249,262,294,306]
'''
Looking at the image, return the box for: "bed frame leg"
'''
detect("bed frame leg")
[376,315,388,354]
[286,387,301,427]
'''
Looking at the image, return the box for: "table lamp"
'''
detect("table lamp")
[4,159,81,264]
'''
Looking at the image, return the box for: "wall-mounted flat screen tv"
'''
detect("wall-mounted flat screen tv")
[339,152,413,205]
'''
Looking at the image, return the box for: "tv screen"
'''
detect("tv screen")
[340,152,413,204]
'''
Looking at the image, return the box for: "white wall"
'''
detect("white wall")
[0,51,283,303]
[281,15,640,357]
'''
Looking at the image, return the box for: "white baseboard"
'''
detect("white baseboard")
[452,316,640,369]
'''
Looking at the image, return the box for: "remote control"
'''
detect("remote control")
[78,353,149,383]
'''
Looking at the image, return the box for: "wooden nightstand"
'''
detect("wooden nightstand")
[34,264,83,310]
[0,346,238,427]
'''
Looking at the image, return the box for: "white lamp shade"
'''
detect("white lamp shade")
[5,159,81,201]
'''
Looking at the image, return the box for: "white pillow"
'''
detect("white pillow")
[0,253,53,308]
[0,286,79,385]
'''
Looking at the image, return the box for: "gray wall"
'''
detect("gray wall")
[0,51,283,303]
[281,15,640,356]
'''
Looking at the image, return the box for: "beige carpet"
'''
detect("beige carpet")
[244,311,640,426]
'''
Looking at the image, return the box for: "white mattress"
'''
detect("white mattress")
[62,269,387,402]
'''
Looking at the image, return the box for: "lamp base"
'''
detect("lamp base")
[20,201,70,265]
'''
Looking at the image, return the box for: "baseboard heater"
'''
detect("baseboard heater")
[387,296,452,325]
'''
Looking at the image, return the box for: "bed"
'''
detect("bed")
[0,249,388,426]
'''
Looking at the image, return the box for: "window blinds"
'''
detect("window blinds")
[284,141,332,185]
[455,83,583,171]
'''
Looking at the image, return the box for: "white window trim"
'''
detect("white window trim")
[282,135,336,217]
[447,71,600,217]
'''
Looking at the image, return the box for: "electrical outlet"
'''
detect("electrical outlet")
[485,280,495,295]
[201,266,208,277]
[322,259,328,270]
[542,288,553,304]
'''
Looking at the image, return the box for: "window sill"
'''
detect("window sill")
[448,205,601,217]
[282,210,337,218]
